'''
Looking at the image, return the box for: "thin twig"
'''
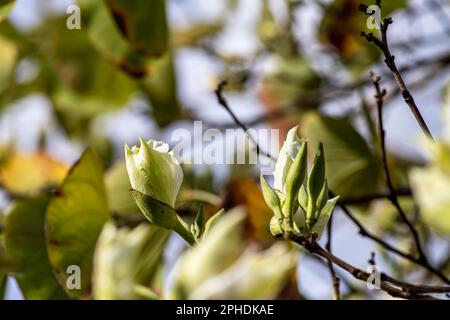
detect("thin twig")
[205,52,450,130]
[334,195,450,285]
[370,72,427,263]
[325,214,341,300]
[214,61,450,288]
[214,81,276,161]
[361,3,434,140]
[290,234,450,300]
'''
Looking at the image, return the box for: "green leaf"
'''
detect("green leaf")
[131,189,195,245]
[46,149,111,298]
[141,53,183,126]
[105,0,168,56]
[88,1,151,78]
[4,197,68,299]
[300,113,382,198]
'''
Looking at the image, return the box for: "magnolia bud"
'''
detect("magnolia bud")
[125,138,194,244]
[125,137,183,208]
[260,126,339,240]
[273,126,302,193]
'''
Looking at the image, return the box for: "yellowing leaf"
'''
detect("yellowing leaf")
[0,152,68,196]
[46,149,111,298]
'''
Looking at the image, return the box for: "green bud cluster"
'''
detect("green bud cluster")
[261,138,339,240]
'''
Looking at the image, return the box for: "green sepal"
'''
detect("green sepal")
[284,141,308,219]
[260,175,283,219]
[131,189,195,245]
[307,142,326,221]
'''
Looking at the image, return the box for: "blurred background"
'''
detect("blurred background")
[1,0,450,300]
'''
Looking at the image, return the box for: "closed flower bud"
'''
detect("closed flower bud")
[260,126,339,240]
[125,138,194,245]
[125,137,183,208]
[273,126,302,193]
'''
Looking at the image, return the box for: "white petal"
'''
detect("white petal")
[273,126,301,192]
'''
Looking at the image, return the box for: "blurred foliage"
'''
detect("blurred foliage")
[171,208,297,299]
[46,149,110,298]
[93,222,169,300]
[0,0,449,301]
[0,1,14,23]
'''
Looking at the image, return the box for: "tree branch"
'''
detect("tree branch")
[214,81,276,160]
[361,3,434,140]
[290,233,450,300]
[334,195,450,285]
[370,72,427,262]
